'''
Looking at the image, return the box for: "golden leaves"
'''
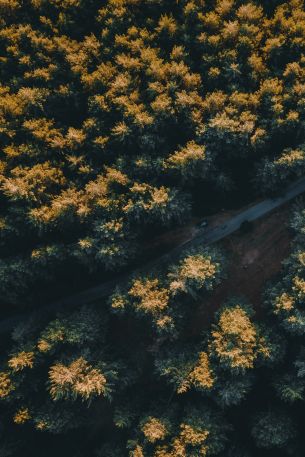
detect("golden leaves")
[130,445,145,457]
[274,292,295,314]
[176,352,214,394]
[13,407,31,424]
[168,253,218,295]
[248,53,266,75]
[49,357,107,401]
[111,294,127,310]
[37,339,52,353]
[237,3,263,22]
[166,142,206,168]
[210,306,258,370]
[8,351,34,372]
[156,14,177,36]
[179,423,209,446]
[129,278,170,315]
[151,422,210,457]
[0,372,14,398]
[276,149,304,166]
[1,161,66,204]
[187,352,214,391]
[22,118,65,148]
[293,276,305,298]
[142,417,168,443]
[0,0,20,10]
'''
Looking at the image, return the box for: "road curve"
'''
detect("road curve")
[1,177,305,335]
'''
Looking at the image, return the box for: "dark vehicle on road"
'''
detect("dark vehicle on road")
[240,219,254,233]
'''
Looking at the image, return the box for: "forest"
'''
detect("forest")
[1,0,305,455]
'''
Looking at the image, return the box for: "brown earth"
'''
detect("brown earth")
[141,199,295,336]
[189,202,294,335]
[145,208,243,256]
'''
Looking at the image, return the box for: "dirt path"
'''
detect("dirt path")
[1,178,304,335]
[189,203,293,334]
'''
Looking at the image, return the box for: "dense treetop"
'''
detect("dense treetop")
[2,0,305,303]
[2,208,305,456]
[2,1,305,456]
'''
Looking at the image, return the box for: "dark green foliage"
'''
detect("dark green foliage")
[251,411,296,449]
[2,0,305,304]
[273,374,305,403]
[214,373,254,407]
[2,1,305,457]
[129,404,230,457]
[109,245,225,335]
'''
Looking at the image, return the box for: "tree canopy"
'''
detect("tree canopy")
[2,1,305,456]
[2,0,305,303]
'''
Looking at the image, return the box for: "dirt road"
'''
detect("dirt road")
[1,177,305,334]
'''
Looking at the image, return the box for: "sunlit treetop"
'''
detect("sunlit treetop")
[2,0,305,302]
[209,302,271,371]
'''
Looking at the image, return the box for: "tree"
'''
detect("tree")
[155,346,215,395]
[208,301,272,373]
[48,357,108,402]
[168,247,224,298]
[130,405,230,457]
[251,411,296,449]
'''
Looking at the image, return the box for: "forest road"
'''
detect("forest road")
[2,177,305,334]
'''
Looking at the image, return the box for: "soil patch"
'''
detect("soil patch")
[189,202,293,335]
